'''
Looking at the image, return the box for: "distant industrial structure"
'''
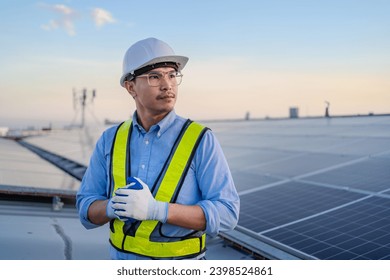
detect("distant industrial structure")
[289,107,299,119]
[71,88,96,128]
[325,101,330,118]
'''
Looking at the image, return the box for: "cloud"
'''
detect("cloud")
[39,4,116,35]
[39,3,79,36]
[91,8,116,28]
[41,20,59,31]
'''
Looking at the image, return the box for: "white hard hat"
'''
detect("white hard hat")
[120,37,189,87]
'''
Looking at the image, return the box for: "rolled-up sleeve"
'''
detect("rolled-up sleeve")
[195,131,240,237]
[76,127,115,229]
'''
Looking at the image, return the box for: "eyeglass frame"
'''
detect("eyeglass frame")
[130,70,183,87]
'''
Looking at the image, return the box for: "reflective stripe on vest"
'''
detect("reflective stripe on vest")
[109,119,207,258]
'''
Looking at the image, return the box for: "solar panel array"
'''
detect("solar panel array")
[19,115,390,259]
[0,138,79,190]
[212,116,390,259]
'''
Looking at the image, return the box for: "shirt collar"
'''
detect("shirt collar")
[132,110,177,138]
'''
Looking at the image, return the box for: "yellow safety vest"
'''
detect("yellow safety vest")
[109,119,208,258]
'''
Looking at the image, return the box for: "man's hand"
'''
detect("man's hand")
[106,198,118,219]
[111,177,168,223]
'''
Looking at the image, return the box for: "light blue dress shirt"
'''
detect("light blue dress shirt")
[76,110,240,259]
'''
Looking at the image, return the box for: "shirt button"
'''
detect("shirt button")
[145,139,149,145]
[141,164,145,169]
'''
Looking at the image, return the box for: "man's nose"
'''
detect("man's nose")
[160,74,172,88]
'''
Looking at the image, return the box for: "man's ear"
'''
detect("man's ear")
[124,81,136,99]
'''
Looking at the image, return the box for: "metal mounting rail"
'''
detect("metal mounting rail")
[219,226,316,260]
[17,140,87,181]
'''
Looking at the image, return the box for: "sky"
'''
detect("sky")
[0,0,389,128]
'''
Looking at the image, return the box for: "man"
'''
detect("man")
[76,37,240,260]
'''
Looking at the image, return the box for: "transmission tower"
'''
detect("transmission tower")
[72,88,96,128]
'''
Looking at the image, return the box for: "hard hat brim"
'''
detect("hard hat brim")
[120,55,188,87]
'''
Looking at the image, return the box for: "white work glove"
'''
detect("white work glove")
[106,180,142,222]
[111,177,168,223]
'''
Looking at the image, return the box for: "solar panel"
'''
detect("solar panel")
[224,148,298,172]
[0,138,79,190]
[248,152,360,178]
[238,181,365,233]
[263,196,390,259]
[302,158,390,193]
[230,170,281,192]
[326,138,390,156]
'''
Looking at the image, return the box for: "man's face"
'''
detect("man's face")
[127,67,179,117]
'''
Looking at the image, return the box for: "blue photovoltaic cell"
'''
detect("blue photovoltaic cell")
[231,170,281,192]
[248,152,359,178]
[238,181,365,233]
[263,196,390,259]
[303,158,390,193]
[224,148,298,172]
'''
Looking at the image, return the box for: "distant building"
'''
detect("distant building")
[289,107,299,119]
